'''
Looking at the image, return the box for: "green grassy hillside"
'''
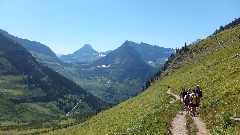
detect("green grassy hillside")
[47,83,179,134]
[162,25,240,134]
[46,25,239,134]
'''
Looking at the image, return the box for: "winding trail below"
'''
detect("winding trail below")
[193,116,208,135]
[171,111,187,135]
[167,89,208,135]
[167,89,187,135]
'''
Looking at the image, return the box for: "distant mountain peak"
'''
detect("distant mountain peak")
[120,41,133,48]
[95,41,145,67]
[82,44,94,50]
[73,44,98,55]
[83,44,91,47]
[116,41,141,57]
[123,40,135,44]
[59,44,102,62]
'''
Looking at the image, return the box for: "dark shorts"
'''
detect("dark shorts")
[184,102,189,106]
[189,103,199,107]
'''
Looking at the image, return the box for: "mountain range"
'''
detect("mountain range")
[58,41,157,103]
[0,29,174,104]
[56,41,173,103]
[59,41,174,69]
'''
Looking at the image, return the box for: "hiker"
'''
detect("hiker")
[189,89,199,117]
[179,88,187,102]
[195,85,202,104]
[183,90,191,114]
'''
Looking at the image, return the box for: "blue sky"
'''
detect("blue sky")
[0,0,239,54]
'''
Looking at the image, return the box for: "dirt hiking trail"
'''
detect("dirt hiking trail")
[167,89,208,135]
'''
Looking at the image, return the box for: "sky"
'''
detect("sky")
[0,0,239,54]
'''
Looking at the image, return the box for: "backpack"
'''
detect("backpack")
[191,94,197,104]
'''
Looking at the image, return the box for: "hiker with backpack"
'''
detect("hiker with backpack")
[179,88,187,102]
[195,85,202,104]
[189,89,199,117]
[183,88,191,114]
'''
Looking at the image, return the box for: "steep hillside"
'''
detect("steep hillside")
[46,81,179,135]
[0,33,108,131]
[0,29,62,65]
[159,25,240,134]
[45,22,239,135]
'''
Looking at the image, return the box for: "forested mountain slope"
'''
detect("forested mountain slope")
[0,33,108,131]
